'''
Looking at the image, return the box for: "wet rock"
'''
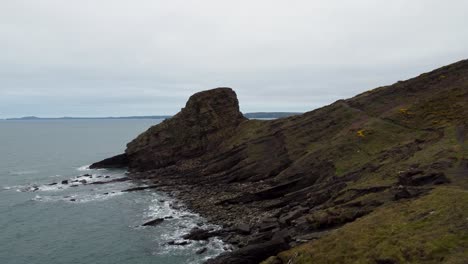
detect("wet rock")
[83,174,91,177]
[48,182,58,186]
[196,247,208,254]
[90,177,130,185]
[122,185,159,192]
[142,218,164,226]
[182,228,223,241]
[167,240,190,246]
[70,199,76,201]
[79,179,87,184]
[61,180,68,185]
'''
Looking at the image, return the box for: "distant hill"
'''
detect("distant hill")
[5,112,301,120]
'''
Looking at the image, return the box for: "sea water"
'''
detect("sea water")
[0,119,226,264]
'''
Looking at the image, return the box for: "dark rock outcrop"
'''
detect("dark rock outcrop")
[90,153,128,169]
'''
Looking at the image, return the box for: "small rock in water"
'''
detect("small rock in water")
[48,182,58,186]
[79,179,87,184]
[104,176,110,178]
[61,180,68,185]
[167,240,190,246]
[83,174,91,177]
[70,199,76,202]
[103,192,109,195]
[142,218,164,226]
[196,247,208,254]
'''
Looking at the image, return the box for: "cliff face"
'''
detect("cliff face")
[92,60,468,264]
[124,88,246,171]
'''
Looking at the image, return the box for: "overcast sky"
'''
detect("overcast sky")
[1,0,467,118]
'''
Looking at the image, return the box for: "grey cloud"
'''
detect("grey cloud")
[1,0,467,118]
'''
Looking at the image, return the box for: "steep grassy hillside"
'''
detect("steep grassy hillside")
[92,59,468,263]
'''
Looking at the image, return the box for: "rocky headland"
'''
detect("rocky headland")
[91,60,468,263]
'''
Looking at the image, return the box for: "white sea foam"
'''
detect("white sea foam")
[71,191,125,203]
[143,194,229,261]
[76,165,91,171]
[10,173,128,193]
[32,190,125,203]
[77,164,108,172]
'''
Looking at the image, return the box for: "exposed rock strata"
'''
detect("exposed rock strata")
[92,60,468,263]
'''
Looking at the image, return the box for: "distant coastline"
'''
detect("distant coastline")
[3,115,172,121]
[3,112,301,121]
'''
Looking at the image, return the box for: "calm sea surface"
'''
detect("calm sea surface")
[0,120,226,264]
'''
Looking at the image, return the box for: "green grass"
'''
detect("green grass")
[263,187,468,264]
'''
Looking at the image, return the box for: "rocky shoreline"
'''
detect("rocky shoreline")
[128,171,295,263]
[128,165,448,263]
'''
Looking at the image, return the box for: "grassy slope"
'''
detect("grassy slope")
[265,187,468,264]
[261,60,468,263]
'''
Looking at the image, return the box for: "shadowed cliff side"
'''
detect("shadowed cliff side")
[91,87,246,170]
[91,59,468,264]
